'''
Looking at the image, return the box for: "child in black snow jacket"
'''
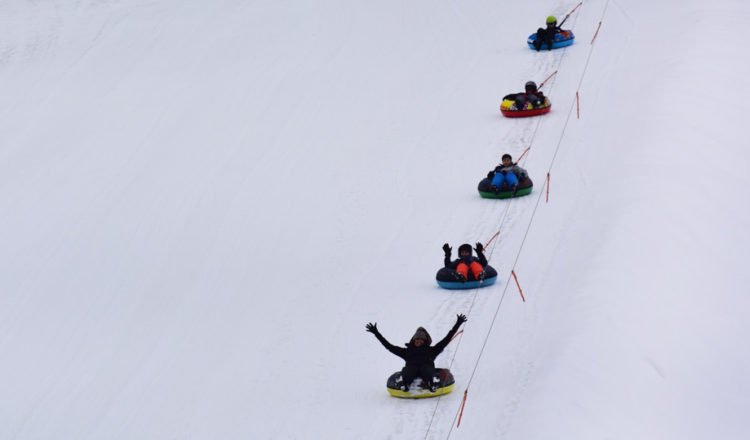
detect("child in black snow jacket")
[366,314,467,392]
[534,16,563,51]
[443,243,487,281]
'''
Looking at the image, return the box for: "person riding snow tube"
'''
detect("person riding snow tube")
[478,153,534,199]
[500,81,551,118]
[527,16,575,51]
[436,243,498,289]
[365,314,466,398]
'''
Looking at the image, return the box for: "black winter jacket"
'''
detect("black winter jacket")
[372,322,463,367]
[444,252,487,270]
[542,25,562,37]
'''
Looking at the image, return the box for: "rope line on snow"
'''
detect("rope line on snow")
[423,6,585,437]
[441,1,611,437]
[423,139,535,438]
[426,0,613,433]
[437,126,542,375]
[422,200,514,439]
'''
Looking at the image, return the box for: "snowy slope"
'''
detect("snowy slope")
[1,0,749,439]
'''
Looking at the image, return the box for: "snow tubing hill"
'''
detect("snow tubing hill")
[500,95,551,118]
[527,30,575,50]
[386,368,455,399]
[436,265,498,290]
[477,177,534,199]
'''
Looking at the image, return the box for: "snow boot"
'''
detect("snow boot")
[429,376,440,392]
[396,376,408,392]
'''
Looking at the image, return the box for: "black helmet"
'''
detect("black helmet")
[525,81,537,92]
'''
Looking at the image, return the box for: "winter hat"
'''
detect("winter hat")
[410,327,432,345]
[458,243,472,255]
[502,153,513,161]
[546,16,557,24]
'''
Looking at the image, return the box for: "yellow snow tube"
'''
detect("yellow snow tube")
[387,383,455,399]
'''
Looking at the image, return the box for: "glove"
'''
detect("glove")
[501,170,508,175]
[486,171,495,179]
[365,322,379,334]
[456,314,468,325]
[474,242,484,253]
[442,243,451,256]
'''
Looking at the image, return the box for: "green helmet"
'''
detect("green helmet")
[546,16,557,24]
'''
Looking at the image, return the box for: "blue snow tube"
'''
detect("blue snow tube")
[436,266,498,290]
[527,30,575,50]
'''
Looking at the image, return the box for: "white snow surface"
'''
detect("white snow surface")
[2,0,749,438]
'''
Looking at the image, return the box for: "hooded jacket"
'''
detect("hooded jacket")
[372,322,462,367]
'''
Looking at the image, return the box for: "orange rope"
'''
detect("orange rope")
[591,21,603,44]
[511,270,526,302]
[456,390,469,428]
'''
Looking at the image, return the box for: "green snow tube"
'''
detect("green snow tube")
[477,177,533,199]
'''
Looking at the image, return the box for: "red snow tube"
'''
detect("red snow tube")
[500,95,552,118]
[500,106,551,118]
